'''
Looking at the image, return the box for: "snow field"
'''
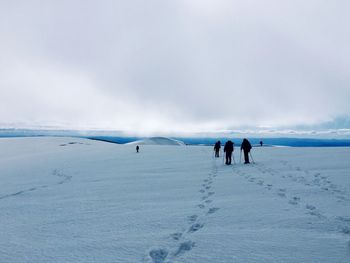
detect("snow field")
[0,137,349,262]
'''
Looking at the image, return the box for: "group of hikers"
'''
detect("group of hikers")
[214,138,255,165]
[135,138,260,166]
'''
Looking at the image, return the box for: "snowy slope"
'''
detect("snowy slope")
[0,137,349,263]
[127,137,185,146]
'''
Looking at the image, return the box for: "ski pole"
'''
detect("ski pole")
[249,152,255,164]
[239,150,242,164]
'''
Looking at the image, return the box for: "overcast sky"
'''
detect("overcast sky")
[1,0,349,135]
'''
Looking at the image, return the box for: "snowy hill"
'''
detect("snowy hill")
[0,137,349,263]
[127,137,185,146]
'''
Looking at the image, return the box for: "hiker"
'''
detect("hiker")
[241,138,252,164]
[136,145,139,153]
[214,140,221,157]
[260,141,263,147]
[224,140,234,165]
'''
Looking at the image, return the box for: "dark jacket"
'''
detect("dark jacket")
[214,141,221,151]
[241,139,252,152]
[224,140,234,153]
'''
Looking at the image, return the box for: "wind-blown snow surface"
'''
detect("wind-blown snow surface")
[0,137,349,263]
[127,137,185,146]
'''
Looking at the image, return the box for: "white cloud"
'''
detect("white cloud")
[0,0,349,134]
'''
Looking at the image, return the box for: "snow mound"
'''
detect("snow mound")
[128,137,185,146]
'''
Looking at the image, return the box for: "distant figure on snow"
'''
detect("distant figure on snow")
[214,140,221,157]
[136,145,139,153]
[224,140,234,165]
[241,138,252,164]
[260,141,263,147]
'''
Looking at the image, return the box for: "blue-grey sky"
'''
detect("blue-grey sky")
[1,0,349,135]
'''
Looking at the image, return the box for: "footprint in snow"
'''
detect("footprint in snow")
[335,218,350,235]
[312,179,321,186]
[174,241,195,256]
[308,210,323,218]
[336,216,350,223]
[188,223,204,233]
[306,204,316,211]
[199,189,205,193]
[257,180,264,185]
[170,232,182,241]
[326,183,334,190]
[277,188,286,197]
[149,248,168,263]
[305,204,324,217]
[340,227,350,235]
[187,215,198,224]
[337,195,349,203]
[277,192,286,198]
[207,207,220,215]
[289,196,301,205]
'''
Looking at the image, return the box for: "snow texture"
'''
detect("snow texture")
[0,137,349,263]
[127,137,185,146]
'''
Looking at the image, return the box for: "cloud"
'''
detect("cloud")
[0,0,350,134]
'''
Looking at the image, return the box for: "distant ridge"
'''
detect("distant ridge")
[1,129,350,147]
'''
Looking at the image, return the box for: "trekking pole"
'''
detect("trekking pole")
[232,153,236,165]
[249,152,255,164]
[239,150,242,164]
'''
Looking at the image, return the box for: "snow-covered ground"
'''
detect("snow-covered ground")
[127,137,185,146]
[0,137,349,263]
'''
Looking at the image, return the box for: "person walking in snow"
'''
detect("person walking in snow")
[224,140,234,165]
[241,138,252,164]
[214,140,221,158]
[136,145,139,153]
